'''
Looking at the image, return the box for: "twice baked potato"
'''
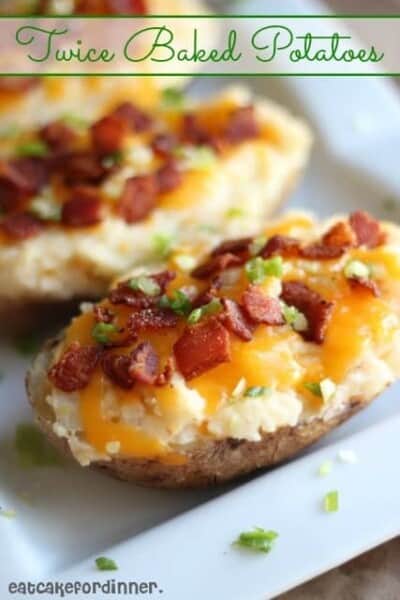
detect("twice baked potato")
[0,86,312,310]
[27,210,400,487]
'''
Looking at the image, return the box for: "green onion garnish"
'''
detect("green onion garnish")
[249,236,267,256]
[282,304,308,333]
[303,382,323,397]
[60,113,89,130]
[324,490,339,513]
[102,150,123,169]
[159,290,192,316]
[16,140,48,158]
[187,298,222,324]
[318,460,333,477]
[95,557,118,571]
[245,386,270,398]
[92,323,118,344]
[152,232,175,259]
[344,259,370,280]
[29,197,61,222]
[129,276,161,297]
[174,145,217,171]
[245,256,283,284]
[234,528,278,554]
[161,87,186,109]
[225,207,246,219]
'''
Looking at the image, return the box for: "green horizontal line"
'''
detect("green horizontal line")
[1,14,400,19]
[0,73,397,77]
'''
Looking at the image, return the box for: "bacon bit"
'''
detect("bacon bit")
[91,115,127,155]
[75,0,147,14]
[40,121,77,153]
[127,307,178,334]
[101,341,159,389]
[224,105,260,144]
[211,237,252,258]
[0,160,32,213]
[260,235,301,258]
[220,298,254,341]
[117,174,157,223]
[94,305,114,324]
[191,253,243,280]
[348,277,381,297]
[111,102,152,133]
[192,283,220,309]
[281,281,334,344]
[174,318,231,380]
[181,113,209,146]
[109,271,174,307]
[13,157,49,193]
[242,285,284,325]
[62,186,103,227]
[155,357,174,386]
[301,222,356,260]
[350,211,386,248]
[49,342,101,392]
[62,151,107,184]
[151,133,178,158]
[0,213,43,240]
[128,342,159,385]
[156,160,183,194]
[101,352,134,390]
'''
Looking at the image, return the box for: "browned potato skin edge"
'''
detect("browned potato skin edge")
[26,337,371,489]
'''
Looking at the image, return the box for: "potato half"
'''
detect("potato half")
[26,211,400,487]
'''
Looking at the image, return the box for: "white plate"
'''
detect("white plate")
[1,2,400,598]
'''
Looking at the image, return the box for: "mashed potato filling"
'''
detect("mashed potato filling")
[45,213,400,466]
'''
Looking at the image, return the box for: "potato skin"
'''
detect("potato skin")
[26,337,368,489]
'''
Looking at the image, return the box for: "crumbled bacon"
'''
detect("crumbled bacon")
[0,160,32,213]
[48,342,101,392]
[75,0,147,14]
[220,298,254,341]
[174,318,231,380]
[156,160,183,194]
[301,221,356,260]
[91,115,127,155]
[127,307,178,334]
[40,121,77,152]
[62,186,103,227]
[260,235,301,259]
[0,213,43,240]
[211,237,252,258]
[62,151,107,184]
[348,277,381,297]
[224,105,260,144]
[242,285,284,325]
[191,252,243,280]
[350,211,386,248]
[128,342,159,385]
[281,281,334,344]
[109,271,175,307]
[101,341,159,389]
[117,174,157,223]
[151,133,178,158]
[182,113,210,146]
[111,102,152,133]
[94,305,114,324]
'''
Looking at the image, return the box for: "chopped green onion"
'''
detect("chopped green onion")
[159,290,192,316]
[249,236,267,256]
[161,87,185,109]
[102,150,123,169]
[29,197,61,222]
[129,276,161,297]
[14,332,41,356]
[16,140,48,158]
[226,207,246,219]
[173,254,197,272]
[282,304,308,333]
[318,460,333,477]
[152,232,175,259]
[245,386,270,398]
[92,323,118,345]
[95,557,118,571]
[60,113,89,131]
[234,528,278,554]
[245,256,283,284]
[324,490,339,513]
[174,145,217,171]
[303,382,322,397]
[187,298,222,324]
[344,259,370,280]
[15,424,62,468]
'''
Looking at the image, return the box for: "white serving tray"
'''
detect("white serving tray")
[1,2,400,598]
